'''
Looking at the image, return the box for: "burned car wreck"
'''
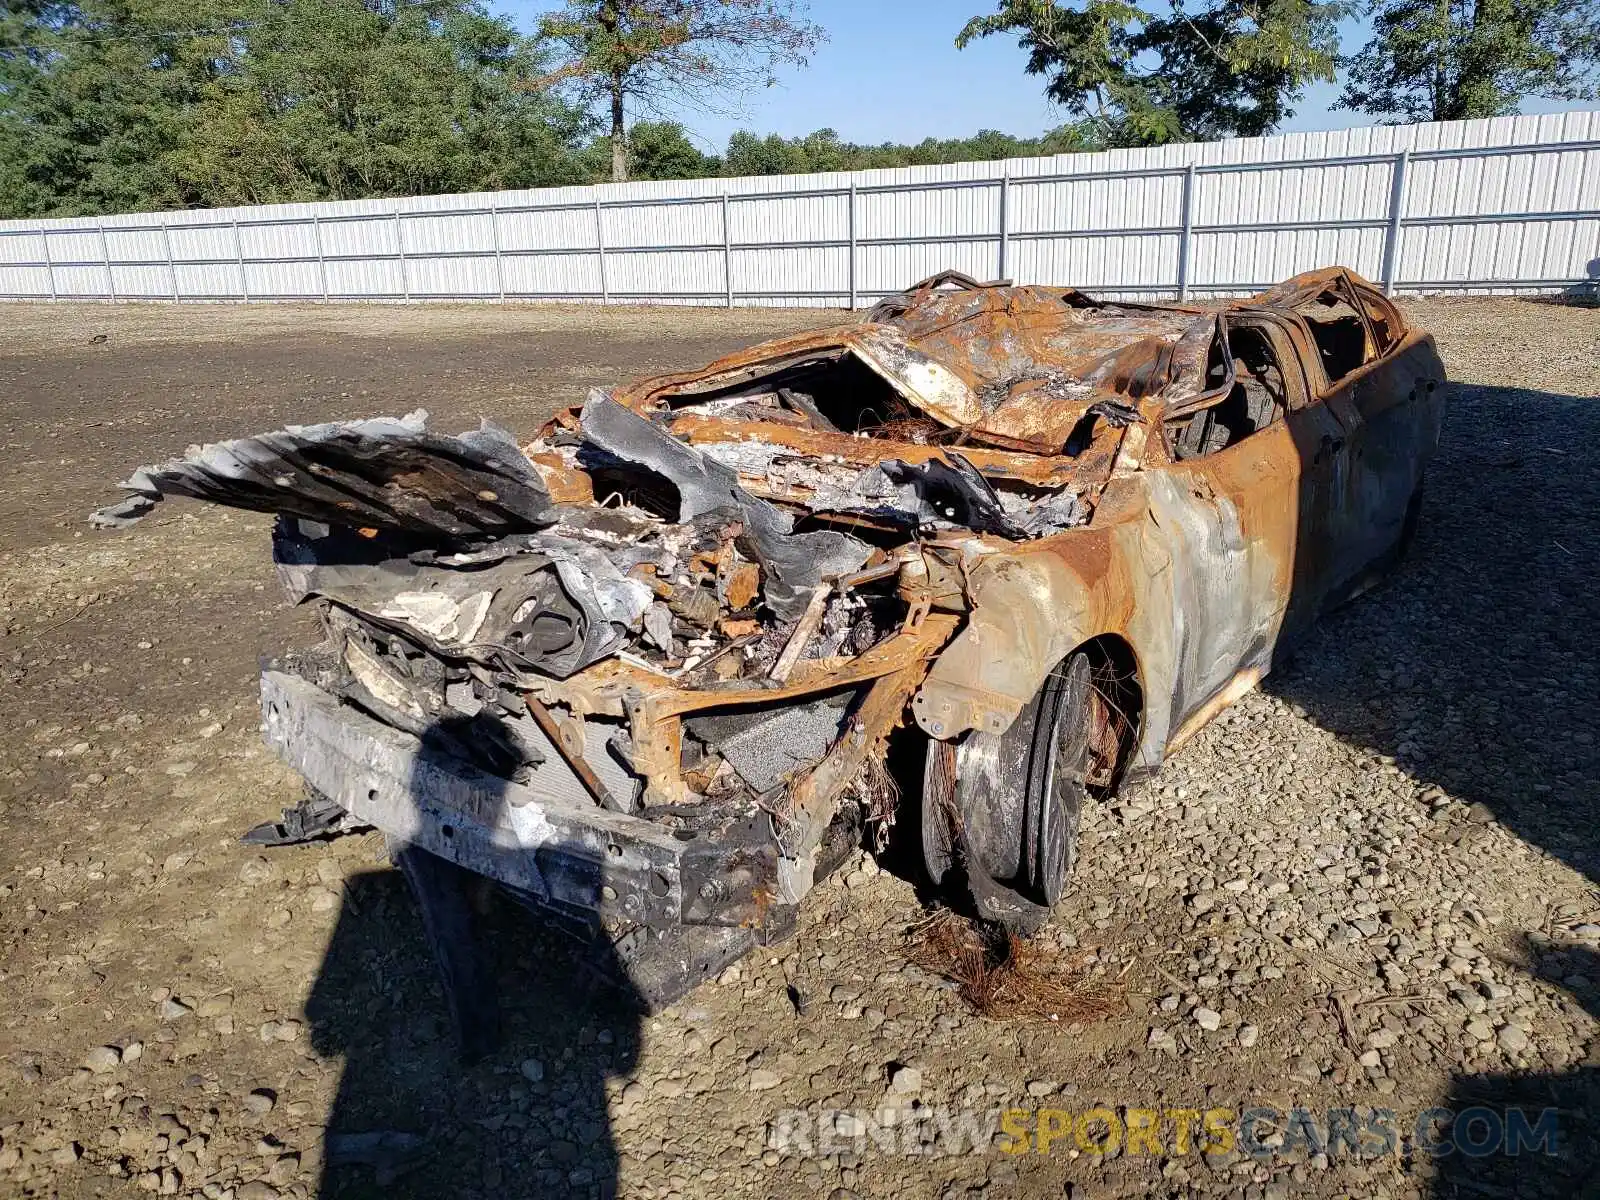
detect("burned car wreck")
[94,267,1444,1037]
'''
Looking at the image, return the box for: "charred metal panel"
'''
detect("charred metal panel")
[1126,463,1290,762]
[91,410,552,536]
[577,391,870,620]
[262,670,683,923]
[275,517,652,679]
[914,550,1094,740]
[1321,335,1446,600]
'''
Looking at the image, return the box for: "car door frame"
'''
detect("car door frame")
[1288,270,1444,606]
[1138,310,1323,754]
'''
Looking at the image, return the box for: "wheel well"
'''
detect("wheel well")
[1077,634,1144,797]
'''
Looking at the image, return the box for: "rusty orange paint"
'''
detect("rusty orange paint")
[519,267,1443,865]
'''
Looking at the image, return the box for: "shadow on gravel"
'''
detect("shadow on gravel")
[304,720,642,1199]
[1427,942,1600,1197]
[1259,382,1600,1195]
[1264,382,1600,887]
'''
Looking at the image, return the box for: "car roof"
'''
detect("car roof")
[876,266,1358,399]
[607,268,1368,454]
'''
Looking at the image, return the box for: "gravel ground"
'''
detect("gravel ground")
[0,295,1596,1200]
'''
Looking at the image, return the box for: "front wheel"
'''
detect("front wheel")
[921,651,1096,934]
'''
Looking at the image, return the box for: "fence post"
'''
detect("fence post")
[1381,149,1410,296]
[161,220,178,300]
[847,180,857,310]
[595,199,608,304]
[722,191,733,307]
[232,219,249,301]
[311,215,330,300]
[1176,163,1197,301]
[395,208,409,301]
[997,166,1010,282]
[490,201,505,302]
[97,218,116,302]
[40,226,56,301]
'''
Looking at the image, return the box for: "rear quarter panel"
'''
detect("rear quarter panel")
[1332,331,1447,579]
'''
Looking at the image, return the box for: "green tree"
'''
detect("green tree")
[1038,122,1099,153]
[723,127,813,173]
[0,0,594,217]
[719,123,1101,176]
[623,119,721,176]
[177,0,593,205]
[956,0,1346,145]
[0,0,238,217]
[535,0,824,183]
[1338,0,1600,122]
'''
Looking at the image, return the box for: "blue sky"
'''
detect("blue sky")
[495,0,1568,150]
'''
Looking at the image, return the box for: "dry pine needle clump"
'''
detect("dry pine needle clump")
[904,908,1119,1023]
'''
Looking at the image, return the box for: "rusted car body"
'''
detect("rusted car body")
[95,267,1444,1025]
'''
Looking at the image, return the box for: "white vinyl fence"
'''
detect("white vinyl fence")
[2,111,1598,307]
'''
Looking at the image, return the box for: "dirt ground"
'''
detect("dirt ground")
[1,296,1598,1200]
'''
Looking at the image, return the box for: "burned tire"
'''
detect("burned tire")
[921,651,1094,934]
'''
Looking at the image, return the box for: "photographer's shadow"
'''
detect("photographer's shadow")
[303,719,644,1198]
[1428,941,1600,1196]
